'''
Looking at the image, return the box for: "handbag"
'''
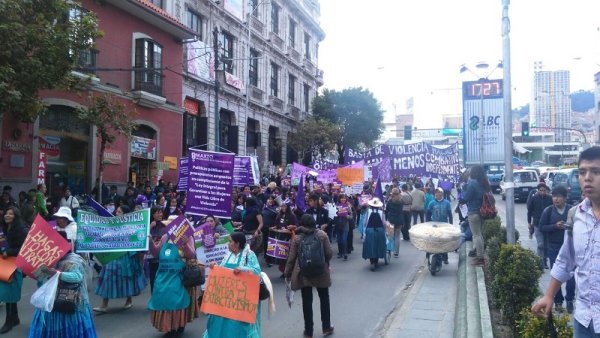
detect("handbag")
[182,259,205,287]
[53,279,81,314]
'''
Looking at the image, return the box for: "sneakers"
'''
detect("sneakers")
[323,326,335,336]
[566,301,574,314]
[468,249,477,257]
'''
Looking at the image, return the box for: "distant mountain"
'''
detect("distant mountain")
[511,90,595,120]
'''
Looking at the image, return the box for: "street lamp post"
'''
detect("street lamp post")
[502,0,515,244]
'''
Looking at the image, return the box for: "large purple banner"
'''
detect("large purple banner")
[347,142,460,180]
[177,157,189,191]
[291,161,365,186]
[233,156,259,186]
[187,149,235,219]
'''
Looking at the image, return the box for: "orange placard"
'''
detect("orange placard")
[0,257,17,282]
[200,265,260,324]
[336,167,364,185]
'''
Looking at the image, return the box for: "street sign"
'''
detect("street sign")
[462,79,505,165]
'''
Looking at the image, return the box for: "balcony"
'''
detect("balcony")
[250,16,264,35]
[132,68,166,108]
[303,58,315,75]
[248,85,264,103]
[287,103,300,119]
[268,95,284,111]
[71,49,101,85]
[316,69,324,85]
[269,32,284,51]
[287,47,301,64]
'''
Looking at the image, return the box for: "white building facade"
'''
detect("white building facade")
[531,63,571,142]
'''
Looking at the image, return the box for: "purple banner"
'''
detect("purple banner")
[233,156,259,186]
[0,230,6,249]
[187,149,235,219]
[345,142,460,180]
[165,215,194,249]
[177,157,189,191]
[266,237,290,260]
[291,163,337,186]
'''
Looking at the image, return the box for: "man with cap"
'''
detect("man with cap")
[526,182,553,268]
[538,185,575,313]
[53,206,77,249]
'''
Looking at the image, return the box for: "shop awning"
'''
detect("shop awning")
[513,142,531,154]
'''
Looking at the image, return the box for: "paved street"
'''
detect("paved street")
[3,229,425,338]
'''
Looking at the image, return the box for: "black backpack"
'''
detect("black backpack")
[298,230,326,277]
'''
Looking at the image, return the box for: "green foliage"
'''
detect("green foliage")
[312,87,384,163]
[492,244,542,329]
[516,308,573,338]
[0,0,101,122]
[288,116,341,165]
[486,236,502,285]
[482,216,519,247]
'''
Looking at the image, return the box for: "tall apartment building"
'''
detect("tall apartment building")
[158,0,325,170]
[531,62,571,142]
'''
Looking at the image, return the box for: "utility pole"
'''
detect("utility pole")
[502,0,515,244]
[213,26,220,151]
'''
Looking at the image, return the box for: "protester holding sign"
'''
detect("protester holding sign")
[0,206,27,334]
[203,232,262,338]
[29,231,98,338]
[53,207,77,249]
[147,232,196,336]
[238,197,264,254]
[149,206,167,291]
[93,205,148,314]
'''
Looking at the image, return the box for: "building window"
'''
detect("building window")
[219,31,234,73]
[249,0,259,17]
[149,0,163,8]
[288,18,296,48]
[271,3,280,35]
[187,10,203,39]
[270,62,279,97]
[288,74,296,105]
[303,83,310,112]
[134,38,163,96]
[69,6,97,74]
[249,49,259,87]
[304,31,311,59]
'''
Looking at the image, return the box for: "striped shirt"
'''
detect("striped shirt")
[551,199,600,332]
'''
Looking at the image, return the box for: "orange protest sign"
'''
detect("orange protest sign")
[336,167,364,185]
[200,265,260,324]
[0,257,17,282]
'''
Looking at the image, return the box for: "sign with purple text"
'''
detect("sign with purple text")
[165,215,194,249]
[187,149,235,218]
[234,156,260,186]
[177,157,189,192]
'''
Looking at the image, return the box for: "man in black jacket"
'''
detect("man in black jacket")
[305,194,329,231]
[526,183,553,268]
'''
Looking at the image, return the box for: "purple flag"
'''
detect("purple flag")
[374,177,385,204]
[85,196,113,217]
[186,149,235,219]
[165,215,194,249]
[177,157,189,192]
[296,174,307,212]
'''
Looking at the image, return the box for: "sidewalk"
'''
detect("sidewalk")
[383,250,458,338]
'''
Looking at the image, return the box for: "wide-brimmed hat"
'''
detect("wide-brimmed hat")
[267,182,277,190]
[53,207,74,222]
[368,197,384,208]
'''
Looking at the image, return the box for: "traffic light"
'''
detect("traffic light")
[521,122,529,137]
[404,125,412,140]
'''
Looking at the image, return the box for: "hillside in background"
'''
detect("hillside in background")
[512,90,595,120]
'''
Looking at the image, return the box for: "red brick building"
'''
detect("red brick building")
[0,0,194,198]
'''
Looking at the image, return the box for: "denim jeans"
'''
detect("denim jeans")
[336,227,348,255]
[547,246,575,304]
[468,213,484,259]
[574,319,600,338]
[412,210,425,225]
[301,287,331,336]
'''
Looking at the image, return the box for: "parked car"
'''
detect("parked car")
[486,166,504,194]
[500,169,540,202]
[551,168,582,205]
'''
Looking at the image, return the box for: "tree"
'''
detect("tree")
[312,87,384,163]
[77,94,137,202]
[288,116,341,165]
[0,0,101,122]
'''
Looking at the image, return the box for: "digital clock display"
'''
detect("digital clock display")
[462,79,503,99]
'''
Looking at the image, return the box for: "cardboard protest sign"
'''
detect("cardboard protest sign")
[336,167,364,185]
[200,265,259,324]
[76,209,150,253]
[0,257,17,282]
[165,215,194,248]
[16,215,71,278]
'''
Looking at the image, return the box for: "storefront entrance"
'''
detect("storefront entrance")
[129,125,157,186]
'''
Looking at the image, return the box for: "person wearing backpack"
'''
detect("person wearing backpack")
[362,197,387,271]
[284,214,334,338]
[462,165,491,267]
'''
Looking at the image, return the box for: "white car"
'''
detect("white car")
[500,169,540,202]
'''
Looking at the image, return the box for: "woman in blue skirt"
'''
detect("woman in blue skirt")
[93,205,147,313]
[0,206,27,334]
[29,231,97,338]
[362,198,387,271]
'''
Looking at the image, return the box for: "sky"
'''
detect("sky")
[318,0,600,130]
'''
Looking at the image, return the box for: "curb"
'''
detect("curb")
[455,242,494,338]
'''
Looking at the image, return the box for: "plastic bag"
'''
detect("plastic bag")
[30,272,60,312]
[285,278,295,308]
